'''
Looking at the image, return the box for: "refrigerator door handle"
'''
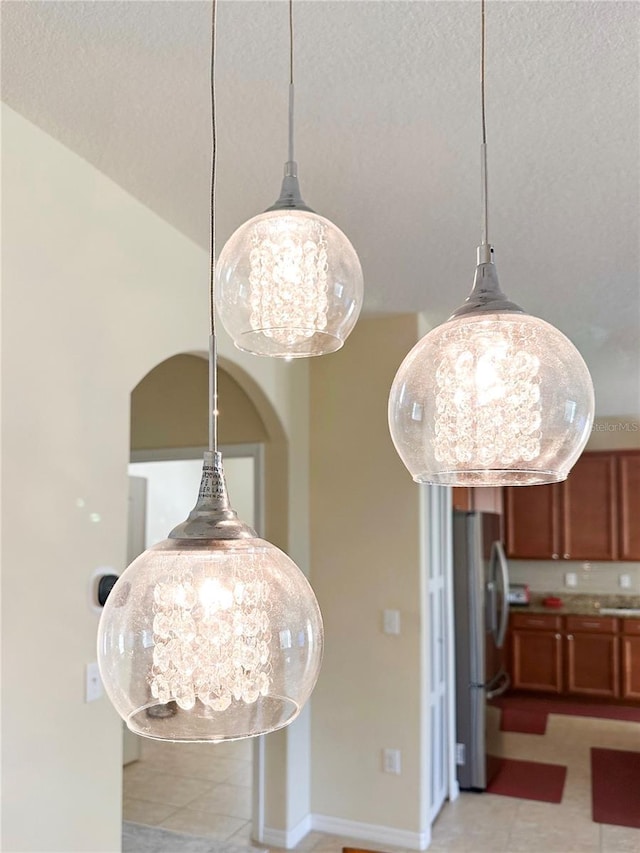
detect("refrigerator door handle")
[486,580,498,635]
[493,541,510,649]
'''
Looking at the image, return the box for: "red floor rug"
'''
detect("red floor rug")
[500,705,548,735]
[493,694,640,724]
[591,747,640,829]
[486,756,567,803]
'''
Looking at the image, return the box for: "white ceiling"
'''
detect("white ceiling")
[2,1,639,415]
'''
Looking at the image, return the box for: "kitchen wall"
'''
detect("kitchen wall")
[1,106,311,851]
[508,560,640,596]
[130,354,269,449]
[309,315,427,839]
[585,416,640,452]
[509,416,640,597]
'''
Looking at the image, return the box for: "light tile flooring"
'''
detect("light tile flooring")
[123,736,254,843]
[428,713,640,853]
[124,713,640,853]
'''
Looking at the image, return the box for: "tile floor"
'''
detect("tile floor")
[124,712,640,853]
[123,736,254,843]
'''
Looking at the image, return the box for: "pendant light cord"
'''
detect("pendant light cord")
[209,0,218,454]
[288,0,295,165]
[480,0,489,249]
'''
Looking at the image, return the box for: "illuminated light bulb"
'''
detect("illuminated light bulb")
[98,452,323,741]
[217,198,362,358]
[248,213,329,345]
[388,255,594,486]
[389,1,594,487]
[217,0,363,359]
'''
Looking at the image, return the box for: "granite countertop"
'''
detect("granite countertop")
[513,593,640,618]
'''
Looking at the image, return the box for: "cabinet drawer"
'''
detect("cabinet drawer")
[566,616,617,634]
[622,619,640,635]
[511,613,562,631]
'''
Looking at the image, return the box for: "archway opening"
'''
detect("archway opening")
[122,352,288,846]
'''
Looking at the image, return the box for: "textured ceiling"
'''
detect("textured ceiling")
[2,0,639,415]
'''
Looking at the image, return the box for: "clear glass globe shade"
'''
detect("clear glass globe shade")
[216,209,363,358]
[389,312,595,486]
[97,537,323,742]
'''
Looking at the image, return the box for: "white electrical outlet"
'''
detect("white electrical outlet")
[85,662,104,703]
[565,572,578,588]
[619,574,632,589]
[456,743,466,766]
[383,609,401,635]
[382,748,402,775]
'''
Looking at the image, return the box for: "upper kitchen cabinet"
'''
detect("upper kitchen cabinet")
[452,487,503,516]
[562,454,617,560]
[505,481,560,559]
[504,450,640,561]
[618,452,640,560]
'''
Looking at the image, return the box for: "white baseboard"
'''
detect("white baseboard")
[311,814,430,851]
[264,812,430,851]
[262,814,312,849]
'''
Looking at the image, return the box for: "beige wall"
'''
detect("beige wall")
[1,106,310,851]
[585,416,640,451]
[309,315,423,831]
[130,354,268,449]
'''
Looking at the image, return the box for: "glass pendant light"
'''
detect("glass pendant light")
[97,1,323,742]
[216,0,363,358]
[388,0,594,487]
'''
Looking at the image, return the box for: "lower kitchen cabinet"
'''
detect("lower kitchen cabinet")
[565,615,619,698]
[508,613,638,702]
[510,614,563,693]
[622,620,640,701]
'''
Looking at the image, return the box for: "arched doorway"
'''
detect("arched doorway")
[122,353,288,845]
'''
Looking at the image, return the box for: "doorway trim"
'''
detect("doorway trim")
[420,484,457,840]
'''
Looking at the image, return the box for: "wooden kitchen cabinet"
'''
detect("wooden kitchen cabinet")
[562,455,617,560]
[452,488,472,511]
[565,616,619,699]
[507,613,640,703]
[504,483,560,559]
[510,613,563,693]
[453,487,503,516]
[621,620,640,701]
[504,450,640,561]
[618,452,640,560]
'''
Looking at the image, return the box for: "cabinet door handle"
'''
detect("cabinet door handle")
[567,634,573,640]
[555,633,561,640]
[564,553,571,559]
[552,553,559,560]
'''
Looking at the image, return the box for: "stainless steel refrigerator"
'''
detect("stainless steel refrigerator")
[453,510,510,791]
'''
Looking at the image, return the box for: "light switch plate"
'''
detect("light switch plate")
[619,574,631,589]
[565,572,578,588]
[383,609,401,635]
[382,748,402,774]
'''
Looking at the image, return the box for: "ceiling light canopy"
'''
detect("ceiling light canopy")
[388,0,594,487]
[97,0,323,742]
[216,0,363,358]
